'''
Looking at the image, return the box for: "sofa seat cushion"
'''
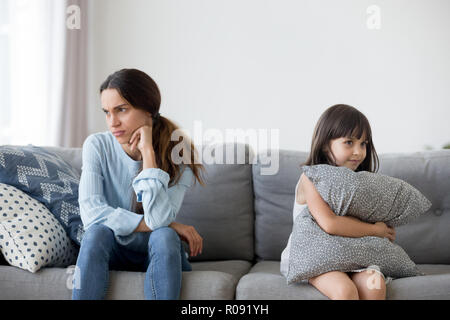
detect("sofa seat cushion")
[107,260,253,300]
[236,260,327,300]
[387,264,450,300]
[236,261,450,300]
[0,260,252,300]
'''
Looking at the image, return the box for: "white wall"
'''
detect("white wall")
[87,0,450,154]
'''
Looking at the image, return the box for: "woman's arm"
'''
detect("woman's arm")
[79,135,143,236]
[134,218,151,232]
[140,144,202,255]
[169,221,203,257]
[132,165,195,231]
[301,173,395,240]
[142,148,158,170]
[130,125,195,231]
[132,148,158,233]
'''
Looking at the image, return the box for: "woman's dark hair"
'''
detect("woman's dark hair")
[303,104,379,172]
[100,68,205,213]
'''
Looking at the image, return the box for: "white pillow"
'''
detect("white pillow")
[0,183,78,273]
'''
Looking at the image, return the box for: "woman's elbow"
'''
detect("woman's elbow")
[145,210,176,230]
[163,211,177,228]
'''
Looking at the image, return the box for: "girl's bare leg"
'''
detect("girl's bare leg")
[350,270,386,300]
[309,271,359,300]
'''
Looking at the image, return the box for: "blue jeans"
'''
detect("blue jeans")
[71,224,191,300]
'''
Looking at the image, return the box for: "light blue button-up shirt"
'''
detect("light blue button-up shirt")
[78,131,194,249]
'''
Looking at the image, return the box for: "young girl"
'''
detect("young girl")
[72,69,204,300]
[281,104,396,300]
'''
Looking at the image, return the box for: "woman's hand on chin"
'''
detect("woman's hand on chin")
[129,125,153,154]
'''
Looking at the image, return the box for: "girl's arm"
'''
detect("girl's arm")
[300,173,395,240]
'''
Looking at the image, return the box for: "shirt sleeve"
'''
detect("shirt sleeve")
[132,165,195,231]
[78,135,143,236]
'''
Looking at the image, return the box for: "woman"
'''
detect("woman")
[72,68,204,300]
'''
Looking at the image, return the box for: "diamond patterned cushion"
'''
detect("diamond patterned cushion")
[0,145,84,245]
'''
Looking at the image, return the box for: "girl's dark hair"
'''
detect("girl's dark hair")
[303,104,379,172]
[100,68,205,213]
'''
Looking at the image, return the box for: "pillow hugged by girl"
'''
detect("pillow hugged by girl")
[281,104,396,300]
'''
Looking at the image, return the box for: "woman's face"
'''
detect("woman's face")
[101,88,152,145]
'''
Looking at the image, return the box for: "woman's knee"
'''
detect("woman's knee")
[148,227,180,255]
[80,224,115,253]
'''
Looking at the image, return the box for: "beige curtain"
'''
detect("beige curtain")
[57,0,88,148]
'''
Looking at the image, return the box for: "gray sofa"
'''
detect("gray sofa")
[0,144,449,300]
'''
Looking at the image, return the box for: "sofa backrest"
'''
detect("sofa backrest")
[44,146,83,176]
[252,149,450,264]
[376,151,450,264]
[32,145,450,265]
[252,150,307,261]
[43,143,256,262]
[176,143,255,261]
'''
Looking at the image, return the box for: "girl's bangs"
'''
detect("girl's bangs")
[332,113,370,141]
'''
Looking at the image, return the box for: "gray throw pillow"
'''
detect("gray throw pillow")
[301,164,432,227]
[286,164,432,284]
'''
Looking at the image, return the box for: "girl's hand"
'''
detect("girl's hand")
[374,222,396,242]
[169,222,203,257]
[129,125,153,154]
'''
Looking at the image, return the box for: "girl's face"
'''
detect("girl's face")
[101,88,152,145]
[327,135,368,171]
